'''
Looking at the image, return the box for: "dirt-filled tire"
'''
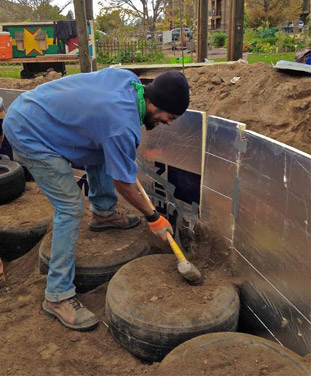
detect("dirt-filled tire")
[0,224,50,261]
[39,217,151,293]
[157,332,310,376]
[0,182,54,261]
[0,160,25,204]
[105,254,240,362]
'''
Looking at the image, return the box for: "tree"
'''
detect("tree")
[33,1,66,20]
[66,9,74,19]
[97,8,125,33]
[246,0,302,28]
[99,0,167,32]
[163,0,195,30]
[0,0,33,21]
[96,8,135,40]
[1,0,72,22]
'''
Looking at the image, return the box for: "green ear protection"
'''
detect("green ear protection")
[131,81,146,126]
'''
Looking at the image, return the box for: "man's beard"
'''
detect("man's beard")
[143,110,157,131]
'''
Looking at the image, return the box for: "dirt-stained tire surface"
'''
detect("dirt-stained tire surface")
[0,182,53,260]
[39,216,151,292]
[106,254,240,362]
[157,332,310,376]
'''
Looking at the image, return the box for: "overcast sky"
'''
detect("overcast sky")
[54,0,102,17]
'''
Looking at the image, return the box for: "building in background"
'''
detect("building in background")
[301,0,311,22]
[209,0,230,32]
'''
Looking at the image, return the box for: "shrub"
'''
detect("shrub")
[257,27,279,38]
[276,33,296,52]
[213,32,227,47]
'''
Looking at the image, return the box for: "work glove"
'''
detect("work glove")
[146,211,173,241]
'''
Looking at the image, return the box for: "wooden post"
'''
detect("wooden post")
[197,0,208,62]
[85,0,93,20]
[227,0,244,61]
[73,0,91,73]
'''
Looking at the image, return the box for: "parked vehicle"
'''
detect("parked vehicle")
[171,28,193,41]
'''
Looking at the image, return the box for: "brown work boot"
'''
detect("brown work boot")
[42,296,98,331]
[88,211,141,232]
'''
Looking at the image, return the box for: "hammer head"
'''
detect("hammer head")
[177,260,202,284]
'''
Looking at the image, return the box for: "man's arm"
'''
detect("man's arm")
[113,179,173,240]
[113,179,154,217]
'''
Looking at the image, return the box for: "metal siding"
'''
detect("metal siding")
[233,131,311,355]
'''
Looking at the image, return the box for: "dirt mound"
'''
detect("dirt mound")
[0,70,61,90]
[185,62,311,154]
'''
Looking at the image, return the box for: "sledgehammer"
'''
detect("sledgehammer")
[136,178,202,284]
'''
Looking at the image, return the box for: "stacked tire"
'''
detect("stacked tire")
[105,254,240,362]
[105,254,309,375]
[0,158,25,206]
[39,216,151,293]
[157,332,309,376]
[0,159,52,261]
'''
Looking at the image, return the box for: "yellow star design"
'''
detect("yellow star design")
[11,28,55,56]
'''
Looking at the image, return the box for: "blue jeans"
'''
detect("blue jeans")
[13,150,117,302]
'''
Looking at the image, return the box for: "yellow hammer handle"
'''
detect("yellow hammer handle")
[136,178,155,211]
[136,178,188,263]
[166,232,187,262]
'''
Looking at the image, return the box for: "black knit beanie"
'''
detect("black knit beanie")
[145,71,190,115]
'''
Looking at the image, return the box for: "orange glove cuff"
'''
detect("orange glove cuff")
[148,216,170,232]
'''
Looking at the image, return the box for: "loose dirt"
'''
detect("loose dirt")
[0,182,53,229]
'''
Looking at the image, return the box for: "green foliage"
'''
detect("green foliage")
[66,10,74,20]
[212,32,227,48]
[212,52,296,65]
[0,64,21,78]
[96,43,166,65]
[247,40,276,53]
[243,29,257,44]
[96,9,126,34]
[247,52,296,64]
[169,56,192,64]
[275,32,296,52]
[244,3,249,30]
[244,25,311,53]
[257,27,279,38]
[247,0,302,28]
[33,2,65,21]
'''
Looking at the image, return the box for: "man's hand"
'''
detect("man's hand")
[146,212,173,241]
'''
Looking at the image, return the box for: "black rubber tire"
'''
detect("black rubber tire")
[105,254,240,362]
[0,223,49,261]
[0,160,25,205]
[157,332,310,376]
[20,69,34,79]
[39,228,151,293]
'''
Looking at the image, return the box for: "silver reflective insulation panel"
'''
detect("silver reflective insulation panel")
[201,116,246,239]
[137,110,206,234]
[202,116,311,355]
[233,131,311,355]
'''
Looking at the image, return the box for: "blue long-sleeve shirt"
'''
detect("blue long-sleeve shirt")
[4,68,141,183]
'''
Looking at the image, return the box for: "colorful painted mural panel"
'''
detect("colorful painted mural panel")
[3,24,63,58]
